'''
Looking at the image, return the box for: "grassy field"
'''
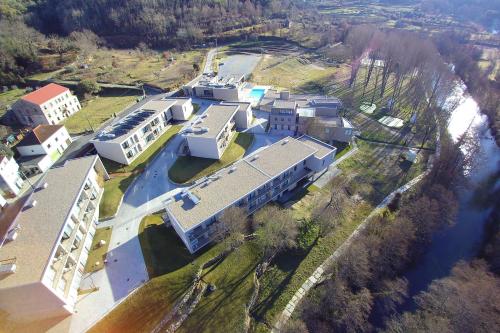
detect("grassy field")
[0,88,25,118]
[91,215,260,333]
[99,125,181,219]
[168,132,254,184]
[250,141,427,331]
[63,94,139,134]
[40,48,206,91]
[84,226,113,273]
[251,55,347,94]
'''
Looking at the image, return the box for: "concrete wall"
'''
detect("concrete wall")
[0,157,23,196]
[92,141,129,165]
[186,136,220,159]
[0,282,70,321]
[171,100,194,121]
[12,100,48,126]
[234,105,251,129]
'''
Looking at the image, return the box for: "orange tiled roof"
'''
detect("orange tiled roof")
[17,125,64,147]
[21,83,69,106]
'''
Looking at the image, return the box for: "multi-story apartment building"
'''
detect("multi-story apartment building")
[91,97,193,165]
[183,74,244,101]
[184,103,250,160]
[165,136,336,253]
[0,156,24,197]
[263,90,353,143]
[0,155,109,321]
[11,84,81,127]
[16,125,73,175]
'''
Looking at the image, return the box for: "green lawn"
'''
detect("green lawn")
[90,215,260,333]
[0,88,25,117]
[168,132,254,184]
[99,125,181,219]
[63,94,139,134]
[84,226,112,273]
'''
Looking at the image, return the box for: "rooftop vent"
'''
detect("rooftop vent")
[201,114,208,118]
[229,166,237,173]
[252,155,260,161]
[27,199,37,209]
[37,182,48,191]
[283,139,290,145]
[187,191,200,205]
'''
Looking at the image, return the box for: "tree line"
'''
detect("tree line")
[281,132,486,333]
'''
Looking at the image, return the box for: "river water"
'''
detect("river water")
[398,84,500,311]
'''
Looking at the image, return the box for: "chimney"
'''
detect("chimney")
[280,91,290,100]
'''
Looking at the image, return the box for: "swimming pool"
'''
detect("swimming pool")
[249,88,266,101]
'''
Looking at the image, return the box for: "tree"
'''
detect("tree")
[192,63,200,72]
[253,206,298,261]
[373,278,408,318]
[215,206,247,251]
[77,79,100,96]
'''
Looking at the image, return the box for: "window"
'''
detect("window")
[55,137,59,142]
[47,143,51,149]
[294,165,297,171]
[303,161,306,165]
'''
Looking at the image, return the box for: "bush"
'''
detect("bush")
[297,219,318,251]
[77,79,100,96]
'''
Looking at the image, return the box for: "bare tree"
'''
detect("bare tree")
[215,206,247,251]
[253,206,298,262]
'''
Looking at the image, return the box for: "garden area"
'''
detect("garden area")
[168,133,254,184]
[28,48,206,91]
[84,226,113,273]
[90,214,260,333]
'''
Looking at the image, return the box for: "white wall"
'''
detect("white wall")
[186,136,220,159]
[0,157,23,195]
[171,99,194,121]
[92,141,129,165]
[0,282,71,321]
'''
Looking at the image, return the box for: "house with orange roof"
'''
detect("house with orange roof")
[11,83,81,127]
[16,125,72,175]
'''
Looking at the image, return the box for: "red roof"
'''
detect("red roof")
[21,83,69,106]
[17,125,64,147]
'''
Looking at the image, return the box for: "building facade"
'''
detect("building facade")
[0,155,109,321]
[11,84,81,127]
[16,125,73,175]
[183,74,244,101]
[92,98,194,165]
[185,103,250,160]
[0,156,24,197]
[165,136,336,253]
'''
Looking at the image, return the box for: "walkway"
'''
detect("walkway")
[313,141,359,188]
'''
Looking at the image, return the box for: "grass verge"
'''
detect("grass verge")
[63,94,139,134]
[99,125,181,219]
[168,132,254,184]
[84,226,113,273]
[90,215,260,333]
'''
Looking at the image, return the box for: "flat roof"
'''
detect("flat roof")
[272,99,297,110]
[0,155,98,288]
[141,100,176,113]
[167,136,334,231]
[298,135,336,158]
[185,104,239,139]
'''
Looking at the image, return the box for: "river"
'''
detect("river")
[398,84,500,311]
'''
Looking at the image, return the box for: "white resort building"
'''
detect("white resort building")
[91,97,194,165]
[11,83,81,127]
[0,156,24,197]
[182,74,245,101]
[0,155,109,321]
[184,103,251,160]
[165,136,336,253]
